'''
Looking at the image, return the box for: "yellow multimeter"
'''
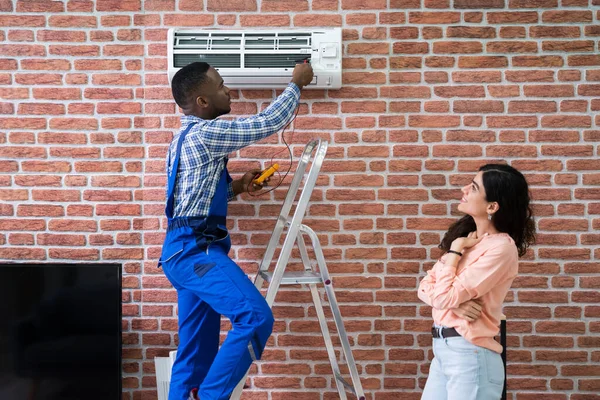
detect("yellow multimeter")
[253,163,279,185]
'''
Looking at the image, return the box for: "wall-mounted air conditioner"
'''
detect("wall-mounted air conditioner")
[167,28,342,89]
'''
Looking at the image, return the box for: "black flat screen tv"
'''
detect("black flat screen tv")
[0,263,122,400]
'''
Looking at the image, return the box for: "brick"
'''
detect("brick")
[0,248,46,260]
[434,41,483,54]
[49,248,99,260]
[543,10,593,23]
[237,14,290,27]
[388,56,421,69]
[531,26,581,39]
[435,86,485,98]
[348,42,389,55]
[458,56,508,68]
[49,15,96,27]
[541,116,592,128]
[8,29,34,41]
[455,0,504,7]
[33,88,81,100]
[144,0,175,10]
[509,101,557,113]
[0,219,46,231]
[447,26,496,38]
[346,13,376,25]
[568,55,600,67]
[67,0,94,12]
[382,86,430,98]
[513,56,564,69]
[18,205,64,217]
[15,175,62,187]
[409,115,461,128]
[96,0,140,11]
[390,42,428,55]
[313,0,338,10]
[258,0,307,11]
[0,189,28,201]
[585,25,600,37]
[454,100,503,113]
[0,0,12,11]
[48,118,97,130]
[104,45,144,56]
[8,233,34,246]
[506,70,554,83]
[160,13,214,26]
[487,11,538,24]
[488,41,538,53]
[544,40,595,53]
[0,16,45,27]
[38,234,86,246]
[510,0,557,6]
[17,103,65,116]
[0,44,45,57]
[97,102,142,114]
[500,26,526,38]
[342,0,386,8]
[0,118,47,129]
[523,84,574,98]
[486,116,538,128]
[408,12,460,24]
[423,27,444,40]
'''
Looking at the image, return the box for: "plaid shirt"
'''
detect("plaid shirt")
[167,83,301,218]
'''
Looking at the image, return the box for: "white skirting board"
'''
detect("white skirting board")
[155,350,177,400]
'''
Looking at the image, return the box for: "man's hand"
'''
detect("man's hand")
[232,169,269,195]
[451,299,483,322]
[291,63,314,89]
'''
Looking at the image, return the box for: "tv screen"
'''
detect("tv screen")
[0,263,122,400]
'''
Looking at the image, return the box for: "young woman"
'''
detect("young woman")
[418,164,535,400]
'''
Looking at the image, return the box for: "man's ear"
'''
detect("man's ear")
[195,95,209,109]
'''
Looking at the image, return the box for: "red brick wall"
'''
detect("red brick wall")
[1,0,599,399]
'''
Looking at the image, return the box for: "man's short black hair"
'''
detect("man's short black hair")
[171,62,211,108]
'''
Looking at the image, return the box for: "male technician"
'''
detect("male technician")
[159,61,314,400]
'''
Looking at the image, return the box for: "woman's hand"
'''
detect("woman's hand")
[451,299,483,322]
[450,231,487,253]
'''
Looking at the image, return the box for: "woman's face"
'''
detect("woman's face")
[458,171,490,219]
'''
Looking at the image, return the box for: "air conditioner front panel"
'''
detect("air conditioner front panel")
[168,28,342,89]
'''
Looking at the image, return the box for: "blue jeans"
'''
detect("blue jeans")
[421,334,504,400]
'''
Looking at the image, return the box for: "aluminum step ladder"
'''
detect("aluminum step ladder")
[230,139,365,400]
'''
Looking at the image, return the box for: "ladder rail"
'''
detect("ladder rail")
[231,139,365,400]
[309,283,348,400]
[300,224,366,400]
[255,139,323,280]
[230,139,327,400]
[264,139,328,305]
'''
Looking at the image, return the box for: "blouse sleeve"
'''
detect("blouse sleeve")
[417,263,438,308]
[430,242,518,310]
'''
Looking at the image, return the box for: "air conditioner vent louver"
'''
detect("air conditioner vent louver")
[174,54,240,68]
[168,28,342,89]
[245,54,307,69]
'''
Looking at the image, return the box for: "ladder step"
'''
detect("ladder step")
[259,271,323,285]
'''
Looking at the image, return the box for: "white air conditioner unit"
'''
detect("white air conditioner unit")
[167,28,342,89]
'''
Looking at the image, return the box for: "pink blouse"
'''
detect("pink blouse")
[417,233,519,353]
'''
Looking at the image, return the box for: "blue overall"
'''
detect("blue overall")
[159,123,274,400]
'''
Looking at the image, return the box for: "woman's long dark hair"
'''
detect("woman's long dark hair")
[439,164,536,257]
